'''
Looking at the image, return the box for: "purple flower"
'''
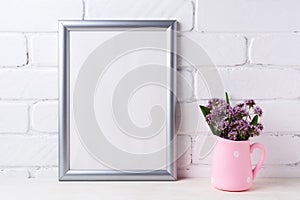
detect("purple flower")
[257,123,263,130]
[207,98,226,110]
[233,104,248,117]
[245,99,256,107]
[205,113,212,123]
[236,102,245,108]
[228,131,238,140]
[253,106,263,117]
[201,95,264,141]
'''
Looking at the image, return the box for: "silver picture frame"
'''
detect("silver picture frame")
[59,20,177,181]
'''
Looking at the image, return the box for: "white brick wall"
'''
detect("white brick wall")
[0,0,299,179]
[85,0,194,31]
[31,101,58,133]
[0,0,82,32]
[177,135,192,169]
[177,69,194,101]
[0,103,28,133]
[258,101,300,133]
[0,69,58,99]
[178,33,246,66]
[0,34,27,67]
[197,0,300,32]
[0,135,57,166]
[0,168,30,178]
[28,34,58,67]
[196,66,300,100]
[250,34,300,65]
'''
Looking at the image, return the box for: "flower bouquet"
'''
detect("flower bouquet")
[200,92,263,141]
[199,93,266,191]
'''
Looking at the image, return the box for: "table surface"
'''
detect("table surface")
[1,178,300,200]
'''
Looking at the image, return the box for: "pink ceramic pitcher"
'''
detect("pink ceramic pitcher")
[211,137,266,191]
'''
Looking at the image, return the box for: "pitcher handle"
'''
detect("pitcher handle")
[250,143,266,179]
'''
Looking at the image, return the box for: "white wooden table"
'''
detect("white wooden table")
[1,178,300,200]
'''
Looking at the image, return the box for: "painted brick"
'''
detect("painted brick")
[192,135,216,165]
[177,70,194,101]
[194,69,212,100]
[0,0,82,32]
[0,103,28,133]
[32,167,58,179]
[178,33,246,66]
[0,69,58,99]
[0,169,29,178]
[251,134,300,165]
[197,0,300,32]
[256,165,300,178]
[195,66,300,100]
[178,165,211,178]
[31,101,58,132]
[258,101,300,133]
[0,34,27,67]
[250,35,300,65]
[177,135,192,169]
[29,34,58,67]
[176,102,210,135]
[0,135,58,166]
[192,134,300,165]
[86,0,193,31]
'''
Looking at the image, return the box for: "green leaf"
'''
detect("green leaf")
[209,125,217,136]
[225,92,230,105]
[251,115,258,125]
[199,105,210,117]
[199,105,217,135]
[199,105,216,134]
